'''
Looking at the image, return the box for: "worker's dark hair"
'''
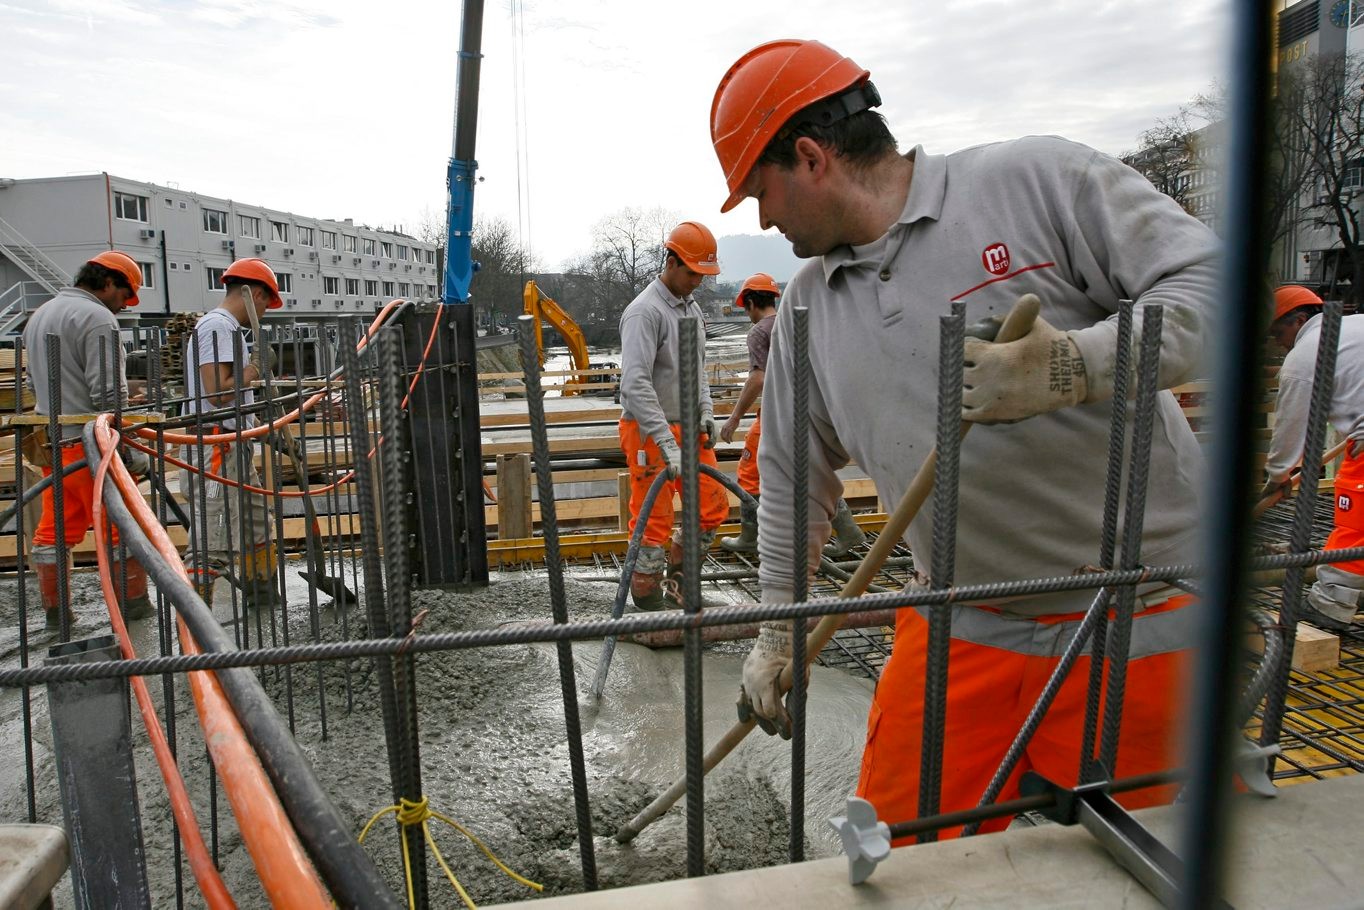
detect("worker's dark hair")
[224,277,269,298]
[743,290,778,310]
[758,107,898,174]
[1275,303,1323,325]
[73,262,131,293]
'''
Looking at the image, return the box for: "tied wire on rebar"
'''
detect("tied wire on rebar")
[679,316,705,879]
[789,305,810,863]
[516,315,598,891]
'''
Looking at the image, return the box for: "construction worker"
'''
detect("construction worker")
[1264,285,1364,632]
[181,258,282,612]
[23,251,153,631]
[718,273,865,556]
[618,221,731,610]
[712,40,1217,838]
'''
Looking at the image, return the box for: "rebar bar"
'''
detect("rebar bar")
[45,333,70,640]
[12,335,35,823]
[679,316,705,878]
[789,305,810,862]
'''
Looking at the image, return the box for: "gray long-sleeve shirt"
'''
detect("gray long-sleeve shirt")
[756,136,1219,615]
[618,277,715,448]
[22,287,128,441]
[1265,313,1364,481]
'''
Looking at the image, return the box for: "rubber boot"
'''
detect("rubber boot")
[667,531,724,608]
[719,501,758,554]
[243,545,281,612]
[33,547,75,634]
[629,545,669,611]
[109,558,154,621]
[823,499,866,559]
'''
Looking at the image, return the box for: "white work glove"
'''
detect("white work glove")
[121,445,151,478]
[961,299,1087,424]
[1259,475,1293,504]
[700,413,718,449]
[739,620,793,738]
[658,437,683,480]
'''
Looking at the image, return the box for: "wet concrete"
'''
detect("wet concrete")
[0,563,873,906]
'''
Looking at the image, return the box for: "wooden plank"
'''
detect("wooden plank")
[1248,614,1340,673]
[497,454,532,540]
[3,412,166,427]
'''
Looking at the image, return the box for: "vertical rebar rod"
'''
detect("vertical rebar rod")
[918,308,965,839]
[13,335,35,822]
[376,329,428,909]
[225,333,249,651]
[679,316,706,878]
[1080,299,1136,782]
[293,333,330,741]
[1098,305,1164,777]
[259,327,294,712]
[1180,4,1273,904]
[46,333,70,640]
[516,316,598,890]
[789,306,810,862]
[1259,300,1343,753]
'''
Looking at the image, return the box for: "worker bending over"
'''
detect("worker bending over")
[618,222,731,610]
[713,39,1217,837]
[1264,285,1364,632]
[23,251,153,632]
[181,258,282,612]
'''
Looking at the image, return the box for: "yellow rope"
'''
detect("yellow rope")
[359,795,543,910]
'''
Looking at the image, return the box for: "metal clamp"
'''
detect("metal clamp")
[829,797,891,885]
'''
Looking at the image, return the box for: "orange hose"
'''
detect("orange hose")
[95,417,332,908]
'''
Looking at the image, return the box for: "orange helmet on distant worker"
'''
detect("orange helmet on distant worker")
[711,39,877,213]
[88,250,142,307]
[1272,284,1322,323]
[223,258,283,309]
[664,221,721,276]
[735,272,781,309]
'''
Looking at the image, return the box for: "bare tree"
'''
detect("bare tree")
[1124,107,1199,212]
[556,207,679,332]
[469,216,538,330]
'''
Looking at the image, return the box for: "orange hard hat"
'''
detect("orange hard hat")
[711,39,875,213]
[664,221,721,276]
[735,272,780,308]
[1272,284,1322,323]
[223,257,283,309]
[88,250,142,307]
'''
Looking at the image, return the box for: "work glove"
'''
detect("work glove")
[737,615,808,740]
[121,445,151,478]
[961,297,1087,424]
[700,413,718,449]
[658,437,683,480]
[249,343,276,381]
[1259,476,1293,503]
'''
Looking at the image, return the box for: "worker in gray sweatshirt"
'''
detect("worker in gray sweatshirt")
[710,38,1217,839]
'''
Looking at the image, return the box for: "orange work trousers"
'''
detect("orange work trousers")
[619,419,729,548]
[1325,445,1364,575]
[34,442,118,549]
[856,595,1191,842]
[736,413,761,497]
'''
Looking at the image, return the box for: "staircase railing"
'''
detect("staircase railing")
[0,213,69,293]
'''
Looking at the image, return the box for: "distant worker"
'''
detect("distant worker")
[718,272,865,556]
[712,39,1217,837]
[181,258,282,613]
[23,251,153,632]
[1263,285,1364,632]
[618,221,731,610]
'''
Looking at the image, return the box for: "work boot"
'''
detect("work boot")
[629,545,670,611]
[666,531,725,608]
[719,501,759,554]
[1302,578,1362,633]
[109,558,154,621]
[823,499,866,559]
[33,548,75,635]
[242,545,282,612]
[190,570,217,608]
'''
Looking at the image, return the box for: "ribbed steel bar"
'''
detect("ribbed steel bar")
[1180,6,1274,903]
[1081,300,1137,780]
[1260,299,1344,754]
[292,332,329,740]
[1098,305,1164,777]
[258,327,293,702]
[517,316,598,890]
[679,316,705,878]
[12,335,35,823]
[789,305,810,862]
[918,308,965,839]
[45,333,70,640]
[7,549,1364,689]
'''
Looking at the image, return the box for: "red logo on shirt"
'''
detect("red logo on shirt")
[982,243,1011,276]
[1341,493,1354,513]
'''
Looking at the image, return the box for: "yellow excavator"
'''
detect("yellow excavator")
[522,279,615,397]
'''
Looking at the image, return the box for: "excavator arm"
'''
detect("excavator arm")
[523,280,591,396]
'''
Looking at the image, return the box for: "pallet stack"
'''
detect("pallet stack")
[0,348,34,411]
[160,312,202,383]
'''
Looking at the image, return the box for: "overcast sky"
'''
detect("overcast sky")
[0,0,1226,271]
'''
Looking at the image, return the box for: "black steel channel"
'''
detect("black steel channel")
[375,330,429,907]
[1260,301,1344,750]
[1080,299,1137,781]
[679,317,706,878]
[13,336,35,823]
[45,333,70,641]
[918,309,965,839]
[1180,5,1274,905]
[1098,305,1164,776]
[789,306,811,862]
[516,317,599,890]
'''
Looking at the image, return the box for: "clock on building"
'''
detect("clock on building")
[1331,0,1351,29]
